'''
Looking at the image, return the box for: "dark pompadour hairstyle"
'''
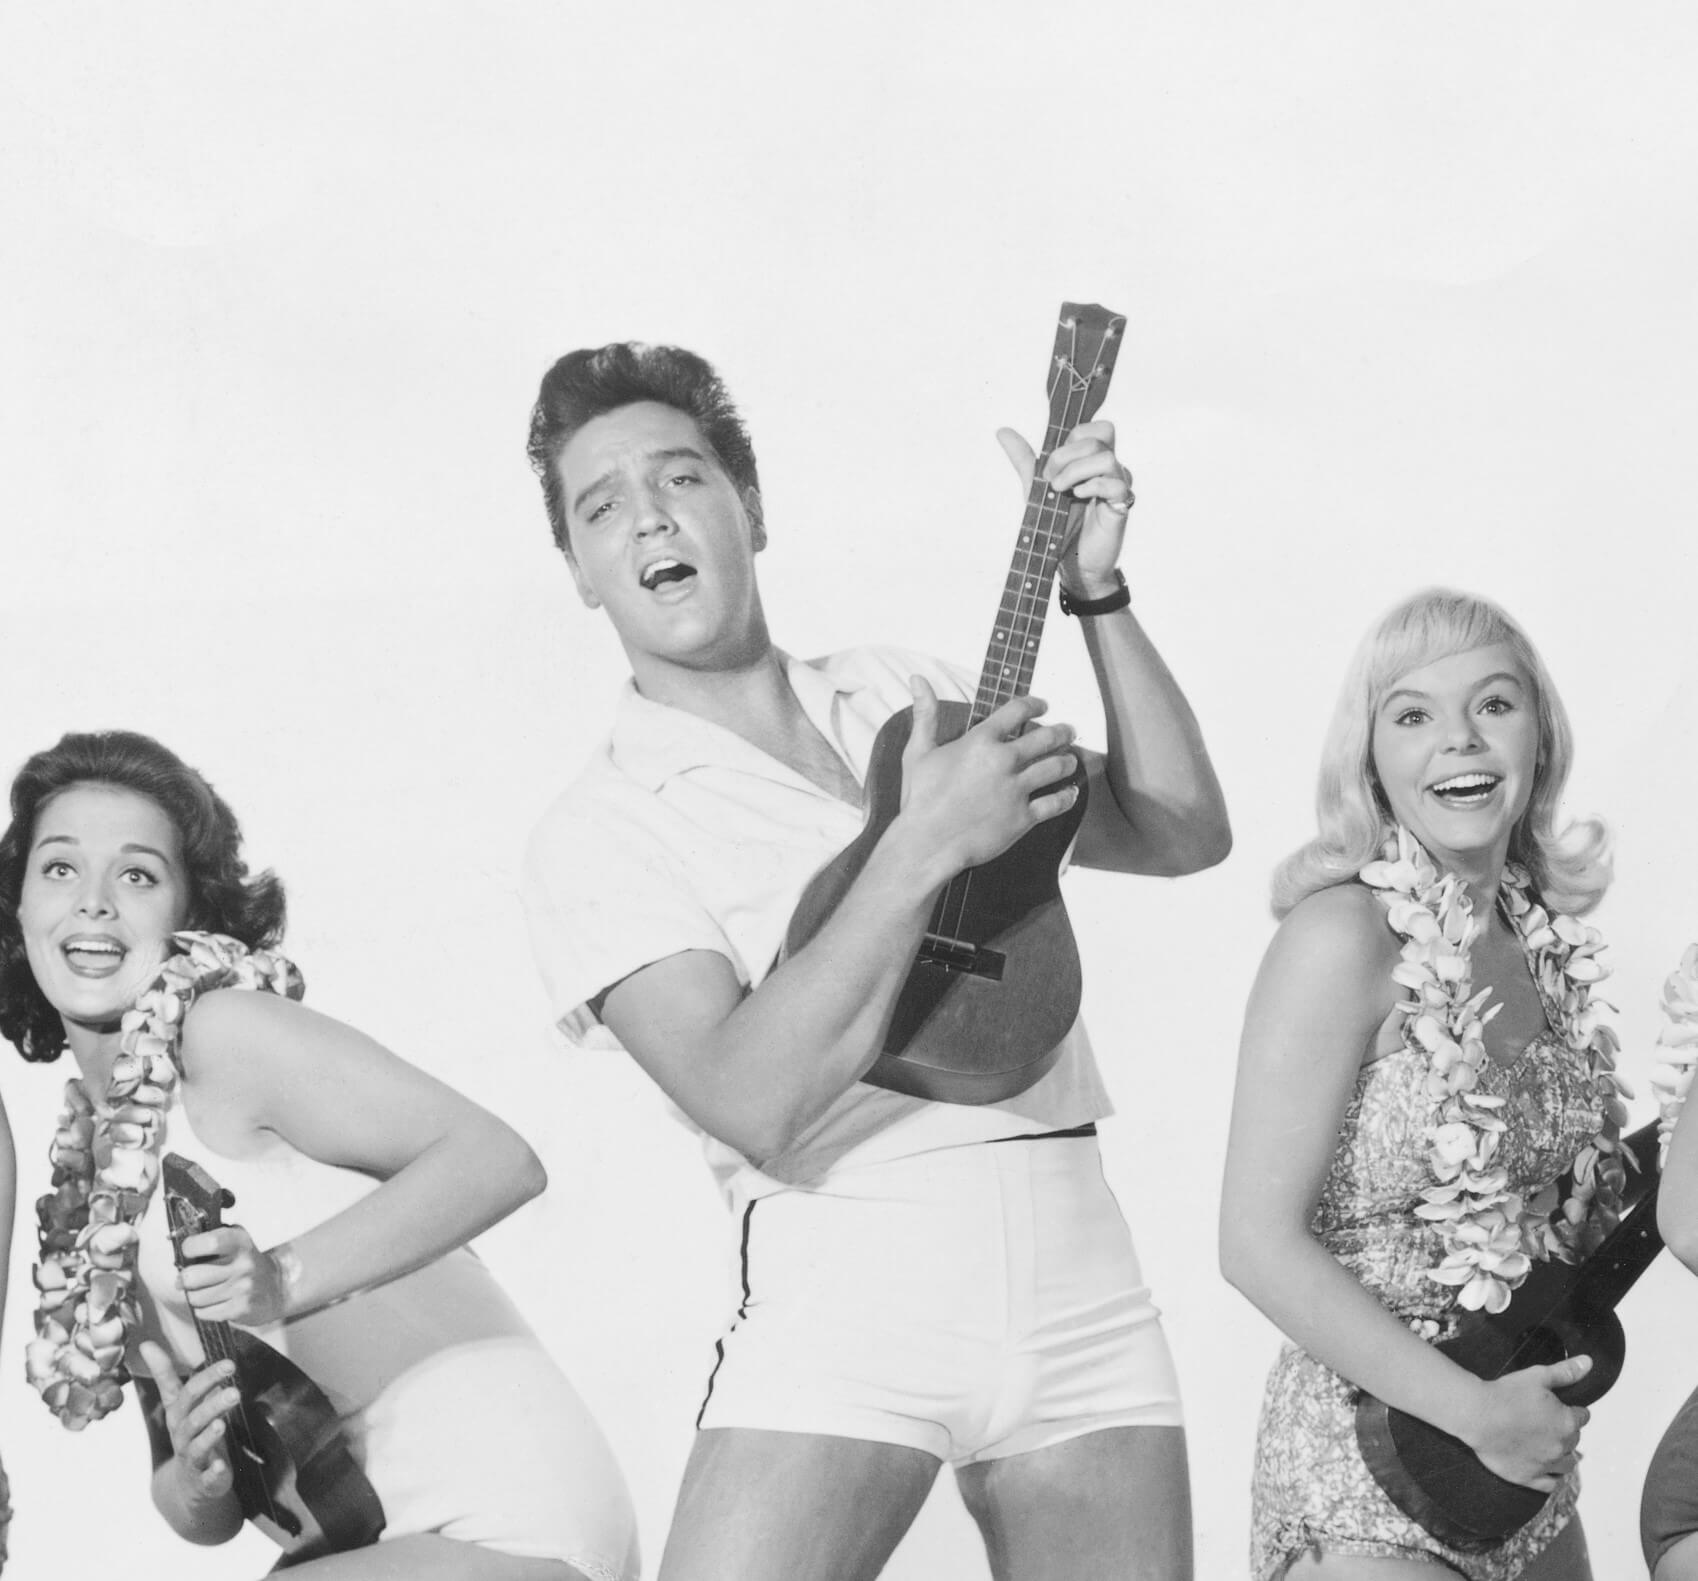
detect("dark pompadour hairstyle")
[525,342,760,555]
[0,731,287,1062]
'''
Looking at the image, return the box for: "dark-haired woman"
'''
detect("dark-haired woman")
[5,731,638,1581]
[1220,589,1626,1580]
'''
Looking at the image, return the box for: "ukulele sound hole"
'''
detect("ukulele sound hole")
[918,934,1007,980]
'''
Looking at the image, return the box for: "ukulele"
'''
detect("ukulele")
[162,1152,386,1564]
[1354,1121,1664,1550]
[785,303,1126,1104]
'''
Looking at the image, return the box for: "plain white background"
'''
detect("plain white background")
[1,5,1696,1577]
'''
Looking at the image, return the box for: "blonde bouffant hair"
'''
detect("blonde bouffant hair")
[1270,588,1610,920]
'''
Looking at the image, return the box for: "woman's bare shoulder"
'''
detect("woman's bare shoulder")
[176,986,302,1076]
[1260,883,1401,1018]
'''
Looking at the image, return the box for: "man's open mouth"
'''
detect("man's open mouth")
[639,558,697,591]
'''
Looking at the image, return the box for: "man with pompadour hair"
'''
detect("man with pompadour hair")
[522,338,1229,1581]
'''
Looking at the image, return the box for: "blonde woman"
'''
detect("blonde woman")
[1221,589,1624,1579]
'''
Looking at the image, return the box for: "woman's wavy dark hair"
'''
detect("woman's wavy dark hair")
[0,732,287,1062]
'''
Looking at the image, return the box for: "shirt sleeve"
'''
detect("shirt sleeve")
[521,797,738,1050]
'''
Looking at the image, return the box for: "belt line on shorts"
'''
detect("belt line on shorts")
[986,1121,1098,1144]
[695,1197,757,1430]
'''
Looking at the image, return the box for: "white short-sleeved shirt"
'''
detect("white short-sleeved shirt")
[521,645,1113,1209]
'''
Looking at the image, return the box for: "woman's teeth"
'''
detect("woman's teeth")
[1430,774,1500,805]
[63,939,126,975]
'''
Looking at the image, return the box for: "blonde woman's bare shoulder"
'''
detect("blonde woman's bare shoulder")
[1258,881,1402,1024]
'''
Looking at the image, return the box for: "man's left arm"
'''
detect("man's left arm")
[998,419,1231,877]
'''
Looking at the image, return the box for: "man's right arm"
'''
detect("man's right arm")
[600,682,1077,1163]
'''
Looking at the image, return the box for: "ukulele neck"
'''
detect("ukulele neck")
[970,428,1077,725]
[1571,1181,1664,1313]
[969,304,1126,727]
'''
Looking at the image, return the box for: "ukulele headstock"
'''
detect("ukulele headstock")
[163,1152,235,1263]
[1045,303,1127,435]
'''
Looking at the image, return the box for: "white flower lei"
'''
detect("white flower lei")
[1653,943,1698,1168]
[26,932,303,1430]
[1361,828,1630,1317]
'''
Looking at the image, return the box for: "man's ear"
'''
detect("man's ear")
[745,487,767,552]
[564,551,602,610]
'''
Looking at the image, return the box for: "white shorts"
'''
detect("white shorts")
[696,1131,1182,1464]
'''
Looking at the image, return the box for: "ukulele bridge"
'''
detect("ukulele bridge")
[917,933,1007,980]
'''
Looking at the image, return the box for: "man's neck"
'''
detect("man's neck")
[628,639,863,804]
[629,640,797,739]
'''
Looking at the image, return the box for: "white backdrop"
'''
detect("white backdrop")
[2,6,1696,1578]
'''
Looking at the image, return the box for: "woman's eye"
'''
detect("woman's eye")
[1394,708,1429,727]
[41,859,74,880]
[1479,695,1514,716]
[120,867,158,888]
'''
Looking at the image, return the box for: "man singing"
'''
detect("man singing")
[521,341,1228,1581]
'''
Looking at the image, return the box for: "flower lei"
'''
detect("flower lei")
[26,932,303,1430]
[1361,828,1630,1317]
[1653,944,1698,1168]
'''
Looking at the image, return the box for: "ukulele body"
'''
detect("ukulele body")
[1353,1124,1663,1550]
[219,1325,387,1564]
[786,699,1089,1104]
[1353,1266,1624,1551]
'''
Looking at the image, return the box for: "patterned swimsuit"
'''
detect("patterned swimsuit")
[1250,944,1606,1578]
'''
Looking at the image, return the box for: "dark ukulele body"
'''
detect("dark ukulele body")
[1354,1122,1664,1550]
[163,1153,385,1566]
[785,302,1125,1105]
[787,701,1089,1103]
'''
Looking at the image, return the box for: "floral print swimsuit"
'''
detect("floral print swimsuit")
[1249,916,1606,1579]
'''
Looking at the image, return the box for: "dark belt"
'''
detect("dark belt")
[987,1121,1098,1144]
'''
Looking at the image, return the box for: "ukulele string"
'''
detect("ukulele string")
[935,319,1100,943]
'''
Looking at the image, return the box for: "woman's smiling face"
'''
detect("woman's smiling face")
[19,782,189,1045]
[1369,641,1541,876]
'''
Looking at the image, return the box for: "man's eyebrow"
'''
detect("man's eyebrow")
[571,447,712,517]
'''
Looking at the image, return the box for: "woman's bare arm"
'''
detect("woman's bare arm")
[175,989,545,1321]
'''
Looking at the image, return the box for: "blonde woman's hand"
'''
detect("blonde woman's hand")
[1464,1354,1592,1491]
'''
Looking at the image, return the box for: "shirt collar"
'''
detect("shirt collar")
[607,651,867,793]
